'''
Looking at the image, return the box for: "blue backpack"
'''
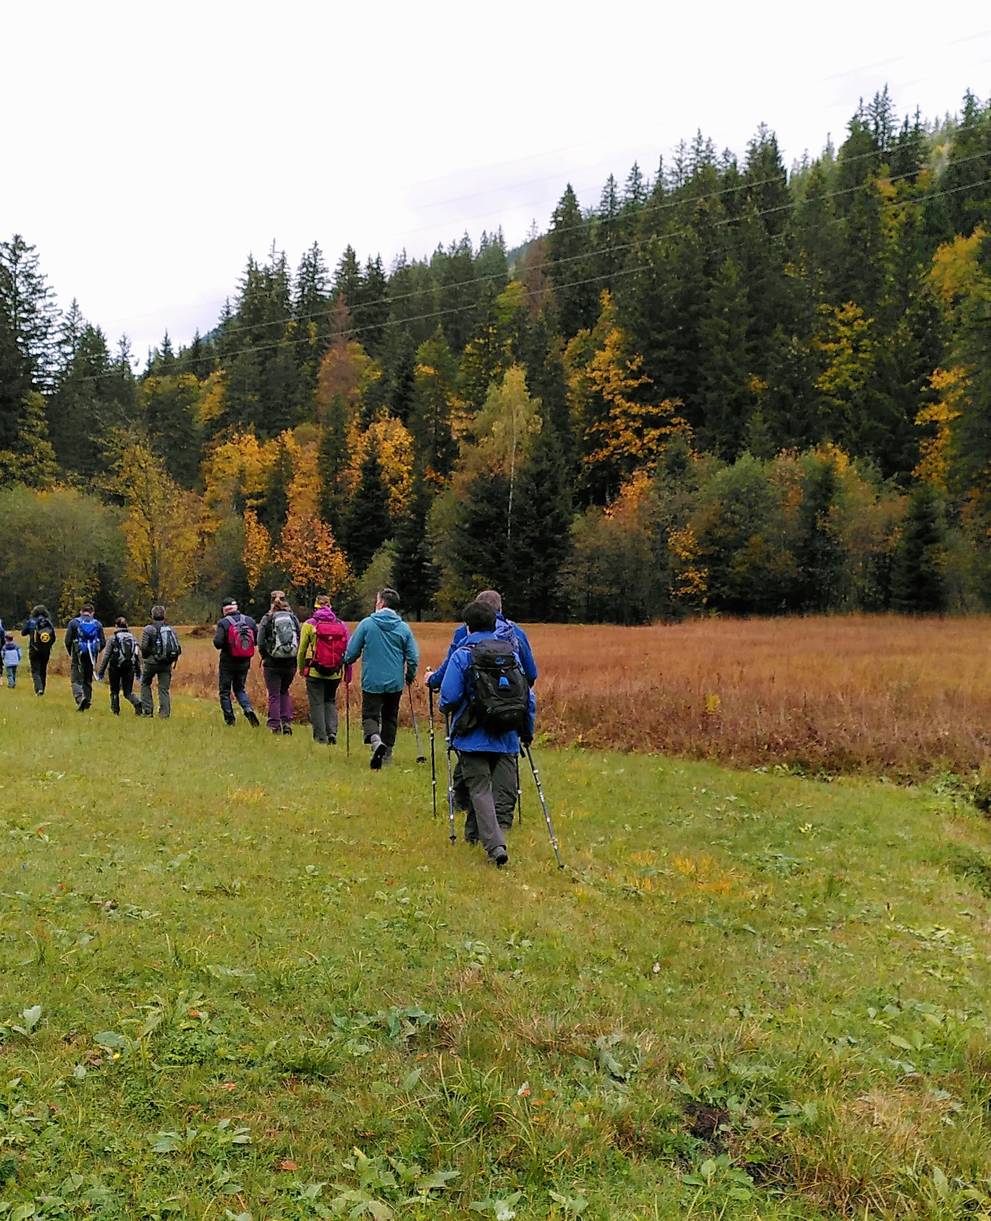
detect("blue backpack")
[76,618,102,659]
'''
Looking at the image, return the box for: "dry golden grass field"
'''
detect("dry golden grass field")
[43,614,991,779]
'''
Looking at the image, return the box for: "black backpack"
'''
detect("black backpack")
[31,617,55,651]
[464,638,529,733]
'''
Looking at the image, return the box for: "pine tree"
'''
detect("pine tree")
[0,234,58,446]
[342,438,392,575]
[511,419,573,619]
[354,254,389,354]
[0,390,57,487]
[546,184,596,338]
[890,484,948,612]
[409,329,458,478]
[332,246,362,313]
[392,465,437,619]
[698,256,753,458]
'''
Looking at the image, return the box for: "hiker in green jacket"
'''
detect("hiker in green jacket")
[342,588,419,769]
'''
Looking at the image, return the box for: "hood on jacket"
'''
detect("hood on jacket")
[370,608,406,634]
[310,606,341,623]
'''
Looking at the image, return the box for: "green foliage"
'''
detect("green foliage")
[8,86,991,621]
[0,485,125,622]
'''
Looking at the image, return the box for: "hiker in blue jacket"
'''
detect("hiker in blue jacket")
[440,600,535,868]
[343,587,419,769]
[427,589,536,839]
[426,589,537,692]
[65,603,106,712]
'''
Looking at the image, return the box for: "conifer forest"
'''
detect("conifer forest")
[2,87,991,625]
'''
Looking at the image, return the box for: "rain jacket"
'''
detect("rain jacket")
[297,607,353,682]
[439,629,535,753]
[427,614,536,689]
[343,608,418,693]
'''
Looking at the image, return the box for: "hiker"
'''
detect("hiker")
[97,617,143,715]
[213,598,260,727]
[21,604,56,695]
[257,590,300,735]
[2,634,22,688]
[342,588,419,769]
[426,589,537,691]
[139,605,181,718]
[297,594,352,745]
[426,589,537,841]
[65,603,106,711]
[439,600,535,868]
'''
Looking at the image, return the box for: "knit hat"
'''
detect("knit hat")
[222,598,238,614]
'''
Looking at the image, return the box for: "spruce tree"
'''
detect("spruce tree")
[511,420,573,619]
[342,439,392,576]
[546,184,596,338]
[890,484,948,612]
[0,234,58,446]
[392,465,437,619]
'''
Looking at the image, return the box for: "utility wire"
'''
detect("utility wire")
[58,169,991,387]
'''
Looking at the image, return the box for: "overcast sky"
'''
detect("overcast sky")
[4,1,990,362]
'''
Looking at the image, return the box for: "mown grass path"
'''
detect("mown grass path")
[2,684,991,1218]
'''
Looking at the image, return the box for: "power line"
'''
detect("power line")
[145,135,981,358]
[58,169,991,388]
[121,126,959,354]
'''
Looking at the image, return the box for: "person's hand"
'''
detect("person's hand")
[424,667,436,688]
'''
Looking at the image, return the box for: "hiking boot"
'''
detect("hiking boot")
[282,723,292,736]
[381,748,393,767]
[224,715,237,727]
[132,702,144,716]
[493,849,509,868]
[328,735,336,745]
[369,734,387,770]
[245,709,260,728]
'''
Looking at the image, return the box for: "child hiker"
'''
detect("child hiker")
[2,634,22,688]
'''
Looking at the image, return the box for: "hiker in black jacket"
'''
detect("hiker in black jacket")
[213,598,260,727]
[21,604,56,695]
[139,605,181,718]
[98,617,143,716]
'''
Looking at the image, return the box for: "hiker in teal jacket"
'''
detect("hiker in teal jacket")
[343,588,419,769]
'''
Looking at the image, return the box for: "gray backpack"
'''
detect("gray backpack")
[269,611,298,659]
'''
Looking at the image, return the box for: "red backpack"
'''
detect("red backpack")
[312,617,347,675]
[226,614,256,659]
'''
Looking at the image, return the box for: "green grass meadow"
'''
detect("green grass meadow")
[3,680,991,1218]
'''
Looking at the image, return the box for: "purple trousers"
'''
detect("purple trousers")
[263,663,294,730]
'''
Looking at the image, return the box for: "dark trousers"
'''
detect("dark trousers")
[263,663,295,731]
[306,676,341,742]
[108,663,142,714]
[219,658,253,721]
[456,756,518,841]
[458,752,517,859]
[70,648,95,707]
[141,661,173,718]
[362,690,401,748]
[29,651,50,694]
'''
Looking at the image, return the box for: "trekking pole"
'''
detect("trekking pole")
[344,678,351,758]
[427,685,438,819]
[407,683,426,763]
[522,743,563,869]
[515,752,523,827]
[443,712,457,844]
